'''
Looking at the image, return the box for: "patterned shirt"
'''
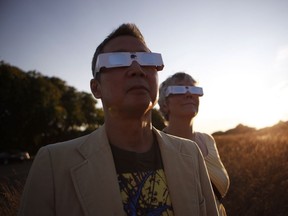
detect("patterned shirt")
[110,139,174,216]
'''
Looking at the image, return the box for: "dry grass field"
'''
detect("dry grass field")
[215,122,288,216]
[1,121,287,215]
[0,161,31,216]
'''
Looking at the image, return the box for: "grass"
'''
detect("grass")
[0,178,24,216]
[215,122,288,216]
[0,161,30,216]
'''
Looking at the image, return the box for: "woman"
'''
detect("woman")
[158,72,230,216]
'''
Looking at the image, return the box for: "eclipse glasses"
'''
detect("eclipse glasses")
[94,52,164,76]
[165,86,204,97]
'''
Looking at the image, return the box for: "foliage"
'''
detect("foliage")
[0,61,103,154]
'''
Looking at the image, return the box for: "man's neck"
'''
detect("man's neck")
[105,115,154,153]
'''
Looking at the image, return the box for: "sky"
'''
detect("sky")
[1,0,288,134]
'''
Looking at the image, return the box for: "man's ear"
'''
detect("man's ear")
[90,79,102,99]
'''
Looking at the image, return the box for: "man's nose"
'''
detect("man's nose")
[127,61,147,77]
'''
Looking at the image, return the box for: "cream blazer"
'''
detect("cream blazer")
[18,126,219,216]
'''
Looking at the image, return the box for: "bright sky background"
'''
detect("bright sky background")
[1,0,288,134]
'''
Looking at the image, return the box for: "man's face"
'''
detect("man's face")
[92,36,159,118]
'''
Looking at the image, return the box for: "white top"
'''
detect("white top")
[194,132,230,198]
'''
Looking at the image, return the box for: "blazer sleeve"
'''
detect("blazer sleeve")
[18,146,55,216]
[198,149,220,216]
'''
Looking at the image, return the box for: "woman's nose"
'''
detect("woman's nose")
[185,91,198,99]
[185,91,193,97]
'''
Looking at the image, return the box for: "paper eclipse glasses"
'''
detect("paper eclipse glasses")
[165,86,204,97]
[94,52,164,75]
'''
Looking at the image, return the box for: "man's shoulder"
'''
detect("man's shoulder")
[46,132,92,150]
[34,127,106,165]
[42,126,105,154]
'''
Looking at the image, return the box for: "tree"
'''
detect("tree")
[0,62,32,151]
[0,61,104,153]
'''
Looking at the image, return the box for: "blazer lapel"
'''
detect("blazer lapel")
[70,126,125,216]
[154,128,199,215]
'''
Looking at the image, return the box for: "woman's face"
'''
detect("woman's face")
[165,79,200,120]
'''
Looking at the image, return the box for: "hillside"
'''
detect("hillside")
[213,120,288,136]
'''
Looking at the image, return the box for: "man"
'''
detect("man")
[18,23,219,216]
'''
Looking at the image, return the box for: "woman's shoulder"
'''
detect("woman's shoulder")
[194,132,219,157]
[155,129,201,155]
[195,132,215,144]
